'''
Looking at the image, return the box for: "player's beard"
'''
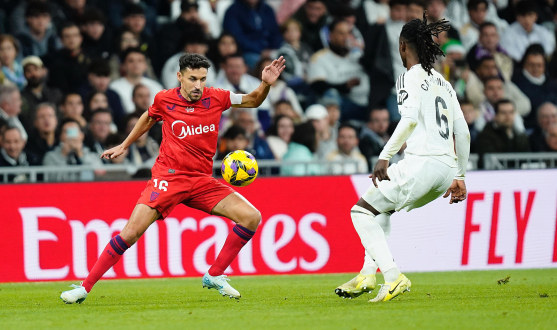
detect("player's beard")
[188,89,203,101]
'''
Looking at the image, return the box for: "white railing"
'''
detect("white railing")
[371,153,480,171]
[483,152,557,170]
[0,159,362,184]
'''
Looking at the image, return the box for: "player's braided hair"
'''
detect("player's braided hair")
[400,12,451,75]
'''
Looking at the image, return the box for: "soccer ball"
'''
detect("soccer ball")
[221,150,258,187]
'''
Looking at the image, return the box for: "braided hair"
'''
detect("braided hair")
[400,12,451,75]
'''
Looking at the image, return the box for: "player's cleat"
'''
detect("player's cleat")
[202,272,241,300]
[335,273,376,299]
[369,274,411,302]
[60,283,88,304]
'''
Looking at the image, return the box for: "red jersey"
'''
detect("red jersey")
[148,87,232,176]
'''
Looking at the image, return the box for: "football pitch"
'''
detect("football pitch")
[1,269,556,330]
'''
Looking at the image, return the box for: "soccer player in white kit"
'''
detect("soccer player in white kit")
[335,13,471,302]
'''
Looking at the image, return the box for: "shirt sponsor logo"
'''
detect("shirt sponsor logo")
[185,107,195,112]
[171,120,216,139]
[397,89,408,105]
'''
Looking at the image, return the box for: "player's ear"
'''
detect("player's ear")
[177,71,182,81]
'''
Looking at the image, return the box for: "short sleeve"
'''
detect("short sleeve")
[212,88,232,110]
[396,72,420,121]
[148,92,164,122]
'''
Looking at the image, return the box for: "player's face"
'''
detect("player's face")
[177,68,208,101]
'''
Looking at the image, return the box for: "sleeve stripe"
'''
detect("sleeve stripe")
[402,73,405,88]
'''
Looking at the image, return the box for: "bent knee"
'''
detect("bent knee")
[242,208,261,229]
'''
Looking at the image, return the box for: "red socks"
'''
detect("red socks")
[208,225,255,276]
[82,235,129,293]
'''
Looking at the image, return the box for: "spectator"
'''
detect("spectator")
[273,100,301,123]
[436,39,468,98]
[84,108,113,159]
[460,99,481,146]
[109,48,163,113]
[85,91,109,115]
[446,0,509,30]
[233,109,274,159]
[9,0,66,36]
[360,0,407,120]
[529,103,557,152]
[78,59,125,122]
[358,108,389,170]
[0,34,25,90]
[207,32,238,75]
[157,0,208,75]
[16,1,61,58]
[109,28,157,81]
[0,126,39,182]
[25,102,58,162]
[306,104,336,160]
[459,0,490,51]
[123,113,159,165]
[318,4,364,59]
[59,0,89,24]
[512,44,557,129]
[276,19,313,86]
[223,0,283,69]
[281,121,321,176]
[184,0,234,39]
[323,97,340,131]
[132,84,151,113]
[119,4,157,70]
[0,86,28,141]
[466,56,530,122]
[426,0,461,41]
[19,56,62,124]
[406,0,427,21]
[475,99,530,159]
[79,8,112,60]
[500,1,555,62]
[59,93,86,128]
[107,1,158,39]
[308,20,370,121]
[213,53,272,127]
[216,125,248,160]
[466,22,513,81]
[252,57,303,120]
[546,123,557,152]
[266,114,294,160]
[292,0,329,52]
[43,22,90,94]
[361,0,390,26]
[161,34,216,89]
[476,76,527,133]
[326,123,367,174]
[43,118,103,167]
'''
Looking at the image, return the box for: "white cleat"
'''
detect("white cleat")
[60,283,88,304]
[202,272,241,300]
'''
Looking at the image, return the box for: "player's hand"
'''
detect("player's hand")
[261,56,286,86]
[101,144,127,160]
[443,179,467,204]
[370,159,390,188]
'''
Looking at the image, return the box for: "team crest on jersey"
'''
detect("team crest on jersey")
[166,104,176,111]
[202,97,211,109]
[150,191,159,202]
[398,89,408,105]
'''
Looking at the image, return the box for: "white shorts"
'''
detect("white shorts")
[361,155,457,213]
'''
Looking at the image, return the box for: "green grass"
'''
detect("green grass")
[1,269,556,330]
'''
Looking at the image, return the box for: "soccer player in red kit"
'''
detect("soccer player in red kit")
[60,54,286,303]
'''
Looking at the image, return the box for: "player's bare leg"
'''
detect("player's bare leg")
[60,204,160,304]
[201,192,261,299]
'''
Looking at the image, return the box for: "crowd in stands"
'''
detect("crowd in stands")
[1,0,557,182]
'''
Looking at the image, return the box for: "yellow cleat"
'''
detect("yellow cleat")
[369,274,411,302]
[335,273,376,299]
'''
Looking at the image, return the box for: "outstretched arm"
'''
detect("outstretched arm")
[233,56,286,108]
[101,111,157,160]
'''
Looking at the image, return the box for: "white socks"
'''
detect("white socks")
[360,213,392,275]
[351,205,399,281]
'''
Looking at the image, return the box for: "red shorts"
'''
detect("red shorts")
[137,167,235,219]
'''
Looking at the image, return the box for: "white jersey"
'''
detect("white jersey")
[395,65,464,167]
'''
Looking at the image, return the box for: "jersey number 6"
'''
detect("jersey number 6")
[153,179,168,191]
[435,96,450,140]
